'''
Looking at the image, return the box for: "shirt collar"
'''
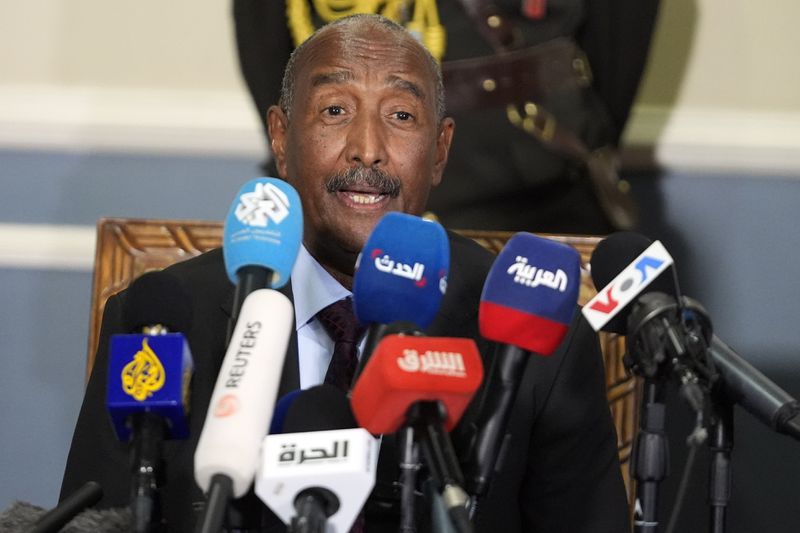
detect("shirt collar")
[291,244,352,330]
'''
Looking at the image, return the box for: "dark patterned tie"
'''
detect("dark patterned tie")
[316,298,367,392]
[315,298,368,533]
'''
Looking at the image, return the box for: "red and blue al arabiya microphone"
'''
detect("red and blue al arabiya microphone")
[106,270,194,533]
[351,211,449,384]
[464,233,581,500]
[193,178,303,533]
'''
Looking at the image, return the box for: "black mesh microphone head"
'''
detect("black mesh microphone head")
[122,270,193,333]
[282,384,358,433]
[589,231,677,334]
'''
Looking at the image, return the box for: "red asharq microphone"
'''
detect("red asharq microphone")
[351,334,483,533]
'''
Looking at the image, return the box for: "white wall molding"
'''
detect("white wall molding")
[0,223,95,271]
[0,84,265,157]
[622,105,800,175]
[3,84,800,175]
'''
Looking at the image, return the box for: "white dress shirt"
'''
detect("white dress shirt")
[290,245,366,389]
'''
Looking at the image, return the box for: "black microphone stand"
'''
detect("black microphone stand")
[399,426,421,533]
[631,380,670,533]
[707,394,734,533]
[626,293,717,533]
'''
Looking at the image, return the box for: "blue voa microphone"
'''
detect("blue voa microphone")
[352,211,450,382]
[465,233,581,497]
[106,270,194,533]
[194,178,303,532]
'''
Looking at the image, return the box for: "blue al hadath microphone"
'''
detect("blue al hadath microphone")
[255,385,379,533]
[465,233,581,497]
[352,212,450,382]
[223,178,303,337]
[105,270,194,533]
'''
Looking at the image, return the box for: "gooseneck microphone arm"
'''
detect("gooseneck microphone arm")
[406,402,473,533]
[465,343,528,498]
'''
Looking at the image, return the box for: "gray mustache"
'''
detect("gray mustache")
[325,167,401,197]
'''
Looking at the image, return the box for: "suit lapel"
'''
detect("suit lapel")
[218,279,301,397]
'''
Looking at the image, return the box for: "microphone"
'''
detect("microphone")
[269,389,304,435]
[352,212,450,380]
[255,385,379,533]
[21,481,104,533]
[582,231,676,333]
[350,334,484,533]
[193,291,294,518]
[587,232,800,441]
[464,232,581,497]
[194,177,303,532]
[708,336,800,440]
[222,177,303,335]
[105,271,194,532]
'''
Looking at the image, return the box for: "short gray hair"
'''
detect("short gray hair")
[278,14,445,122]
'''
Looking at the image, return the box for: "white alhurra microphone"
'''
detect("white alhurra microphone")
[255,428,378,532]
[194,288,294,497]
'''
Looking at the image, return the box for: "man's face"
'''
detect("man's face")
[267,24,454,278]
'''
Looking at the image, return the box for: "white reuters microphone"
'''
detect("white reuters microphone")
[194,288,294,497]
[256,428,378,532]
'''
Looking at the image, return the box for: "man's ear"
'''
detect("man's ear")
[267,105,289,179]
[432,117,455,187]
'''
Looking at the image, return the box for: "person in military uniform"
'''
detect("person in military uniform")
[233,0,659,234]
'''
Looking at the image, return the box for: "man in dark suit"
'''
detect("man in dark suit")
[61,14,628,532]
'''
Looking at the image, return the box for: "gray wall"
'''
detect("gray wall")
[1,149,799,531]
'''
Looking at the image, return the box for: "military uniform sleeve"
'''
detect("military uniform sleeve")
[60,292,133,508]
[519,314,630,532]
[578,0,661,143]
[232,0,294,174]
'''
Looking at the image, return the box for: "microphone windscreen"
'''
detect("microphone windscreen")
[223,178,303,289]
[479,233,581,354]
[62,507,131,533]
[122,270,193,333]
[269,389,303,434]
[353,212,449,329]
[351,335,483,434]
[588,231,676,334]
[0,502,132,533]
[282,384,358,433]
[0,501,44,531]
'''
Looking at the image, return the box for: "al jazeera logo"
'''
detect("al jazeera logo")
[122,338,165,401]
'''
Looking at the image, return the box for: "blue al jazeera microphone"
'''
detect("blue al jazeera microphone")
[106,270,194,533]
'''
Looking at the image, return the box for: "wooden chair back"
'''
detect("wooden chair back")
[87,218,639,508]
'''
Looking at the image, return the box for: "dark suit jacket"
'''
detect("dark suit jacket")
[61,232,628,532]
